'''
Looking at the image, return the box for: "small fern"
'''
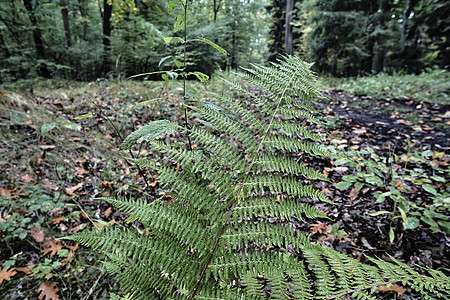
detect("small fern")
[66,56,450,299]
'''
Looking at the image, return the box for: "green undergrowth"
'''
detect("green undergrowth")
[323,69,450,104]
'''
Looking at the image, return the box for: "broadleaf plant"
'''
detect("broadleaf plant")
[66,56,450,299]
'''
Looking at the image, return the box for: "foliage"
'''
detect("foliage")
[67,56,450,299]
[0,187,63,242]
[333,147,449,241]
[323,69,450,104]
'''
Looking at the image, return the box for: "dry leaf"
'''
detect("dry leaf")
[103,207,113,218]
[0,267,17,284]
[66,243,79,252]
[75,167,89,175]
[37,281,60,300]
[21,173,33,183]
[15,265,34,274]
[349,188,359,201]
[311,222,328,234]
[64,182,83,196]
[378,284,406,296]
[59,223,68,232]
[149,180,158,187]
[42,238,63,256]
[29,225,45,243]
[51,216,64,224]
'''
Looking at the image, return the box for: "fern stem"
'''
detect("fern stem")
[182,0,193,151]
[190,72,295,299]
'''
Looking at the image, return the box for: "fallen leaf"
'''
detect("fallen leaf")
[349,188,359,201]
[149,180,158,187]
[0,188,12,197]
[39,145,56,150]
[21,173,34,183]
[59,223,68,232]
[37,281,60,300]
[103,207,113,218]
[378,284,406,296]
[15,265,34,274]
[311,222,328,234]
[64,182,83,196]
[51,216,64,224]
[0,267,17,284]
[29,225,45,243]
[42,238,63,256]
[66,243,79,252]
[75,167,89,175]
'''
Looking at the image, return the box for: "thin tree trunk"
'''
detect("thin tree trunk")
[61,4,72,47]
[213,0,220,22]
[22,0,49,77]
[102,0,112,75]
[285,0,293,55]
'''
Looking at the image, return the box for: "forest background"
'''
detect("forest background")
[0,0,449,81]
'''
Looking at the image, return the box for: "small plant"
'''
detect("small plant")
[334,147,449,241]
[0,187,63,242]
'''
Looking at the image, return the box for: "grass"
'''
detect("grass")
[322,69,450,104]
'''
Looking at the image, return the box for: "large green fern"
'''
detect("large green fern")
[66,56,450,299]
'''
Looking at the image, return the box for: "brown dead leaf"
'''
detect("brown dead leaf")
[21,173,33,183]
[15,265,34,274]
[64,182,83,196]
[0,267,17,284]
[378,284,406,296]
[37,281,60,300]
[42,238,63,257]
[59,223,68,232]
[103,207,113,218]
[29,226,45,243]
[348,188,359,201]
[66,243,79,252]
[149,180,158,187]
[75,167,89,175]
[51,216,64,224]
[0,188,12,197]
[311,222,329,234]
[39,145,56,150]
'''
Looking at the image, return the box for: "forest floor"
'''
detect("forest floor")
[0,79,448,299]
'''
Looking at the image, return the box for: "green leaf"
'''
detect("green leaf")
[365,175,383,187]
[389,227,395,243]
[354,181,364,191]
[127,98,165,111]
[369,210,392,216]
[421,150,434,157]
[196,37,227,55]
[158,55,172,68]
[174,15,184,33]
[438,221,450,234]
[164,37,183,45]
[166,1,177,13]
[41,122,56,137]
[398,207,407,223]
[335,181,352,190]
[403,217,420,230]
[422,184,437,195]
[75,113,93,120]
[63,123,82,131]
[430,175,446,182]
[187,71,209,82]
[121,120,180,150]
[342,175,358,182]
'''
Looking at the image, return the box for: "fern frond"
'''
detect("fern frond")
[121,120,180,150]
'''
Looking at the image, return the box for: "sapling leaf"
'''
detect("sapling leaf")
[389,227,395,243]
[166,1,177,13]
[196,37,228,55]
[187,71,209,82]
[403,217,419,230]
[174,15,184,33]
[127,98,165,111]
[158,55,172,67]
[335,181,352,190]
[422,184,437,195]
[369,211,392,216]
[164,37,183,45]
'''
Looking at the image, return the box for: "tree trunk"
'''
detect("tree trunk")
[285,0,293,55]
[102,0,112,75]
[61,4,72,47]
[213,0,221,22]
[22,0,49,77]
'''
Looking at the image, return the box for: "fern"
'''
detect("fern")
[66,56,450,299]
